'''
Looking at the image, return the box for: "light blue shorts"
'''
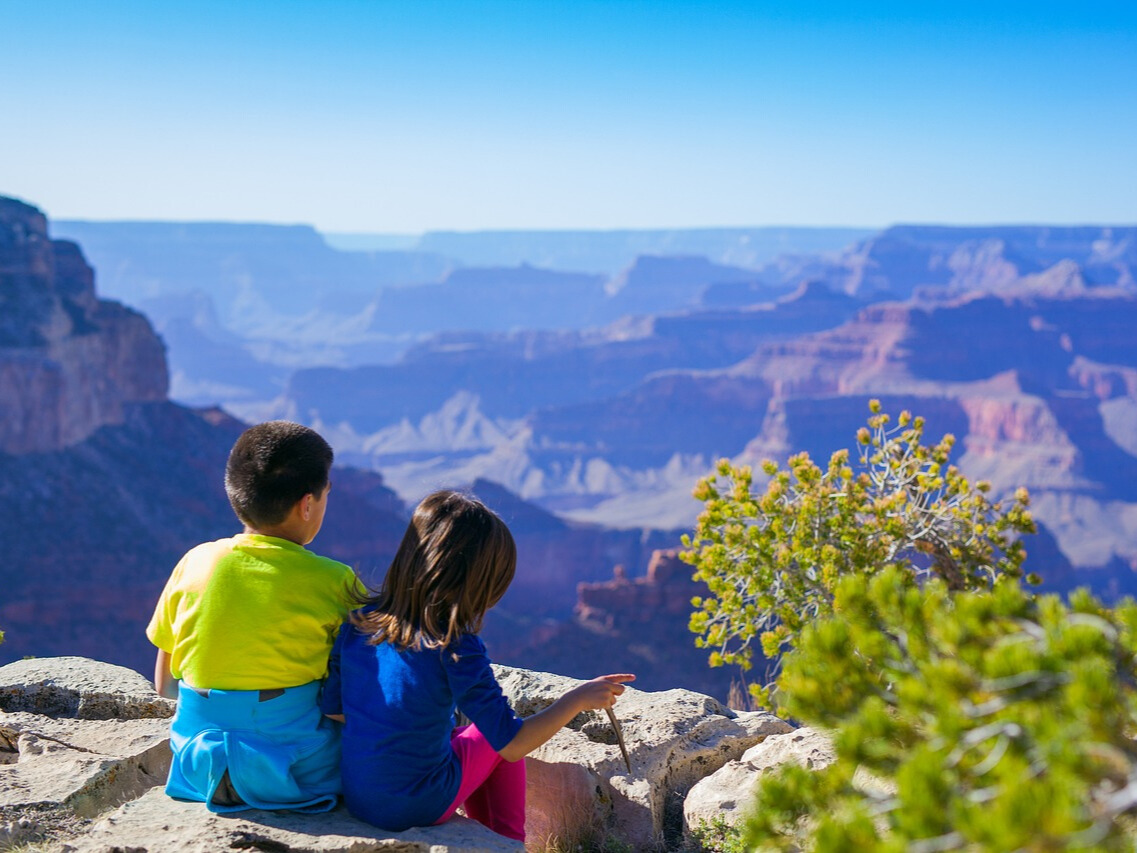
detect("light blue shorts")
[167,680,340,813]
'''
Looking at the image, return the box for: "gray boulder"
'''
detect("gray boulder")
[493,665,793,850]
[0,656,175,720]
[682,726,836,834]
[0,711,172,816]
[0,658,176,849]
[682,725,897,840]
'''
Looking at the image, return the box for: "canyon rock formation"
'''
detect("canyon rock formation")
[0,198,167,454]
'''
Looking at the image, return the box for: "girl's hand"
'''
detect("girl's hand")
[572,673,636,711]
[498,673,636,762]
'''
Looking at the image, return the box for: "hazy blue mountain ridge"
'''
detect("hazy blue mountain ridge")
[368,265,610,334]
[50,221,875,412]
[754,224,1137,298]
[52,220,455,321]
[283,282,860,439]
[411,226,875,274]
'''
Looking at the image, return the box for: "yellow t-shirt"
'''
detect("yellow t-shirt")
[146,533,359,690]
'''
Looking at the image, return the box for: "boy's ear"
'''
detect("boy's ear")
[299,493,314,521]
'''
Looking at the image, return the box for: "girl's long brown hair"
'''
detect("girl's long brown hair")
[353,490,516,650]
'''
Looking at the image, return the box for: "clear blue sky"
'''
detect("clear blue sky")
[1,1,1135,232]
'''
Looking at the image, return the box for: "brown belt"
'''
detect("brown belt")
[189,687,286,702]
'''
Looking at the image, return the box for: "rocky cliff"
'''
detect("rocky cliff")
[0,198,167,453]
[0,656,792,851]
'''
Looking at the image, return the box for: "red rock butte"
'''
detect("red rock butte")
[0,198,167,454]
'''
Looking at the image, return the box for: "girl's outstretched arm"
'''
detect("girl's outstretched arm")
[498,673,635,762]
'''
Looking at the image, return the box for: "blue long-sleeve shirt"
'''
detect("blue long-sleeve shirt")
[320,621,523,830]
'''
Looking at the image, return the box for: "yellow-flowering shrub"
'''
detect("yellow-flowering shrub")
[682,402,1037,706]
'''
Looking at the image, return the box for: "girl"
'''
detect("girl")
[320,489,633,842]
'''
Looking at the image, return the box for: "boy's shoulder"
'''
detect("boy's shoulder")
[296,547,355,578]
[178,536,243,565]
[180,536,354,580]
[247,535,355,579]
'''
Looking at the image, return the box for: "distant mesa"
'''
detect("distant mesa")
[367,264,609,335]
[604,254,759,314]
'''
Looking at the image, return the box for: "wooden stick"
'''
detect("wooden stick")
[605,707,632,773]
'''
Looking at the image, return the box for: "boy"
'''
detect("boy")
[147,421,357,813]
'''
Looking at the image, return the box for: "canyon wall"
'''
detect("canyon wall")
[0,198,167,453]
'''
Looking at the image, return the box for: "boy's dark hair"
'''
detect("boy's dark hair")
[225,421,334,529]
[353,490,516,651]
